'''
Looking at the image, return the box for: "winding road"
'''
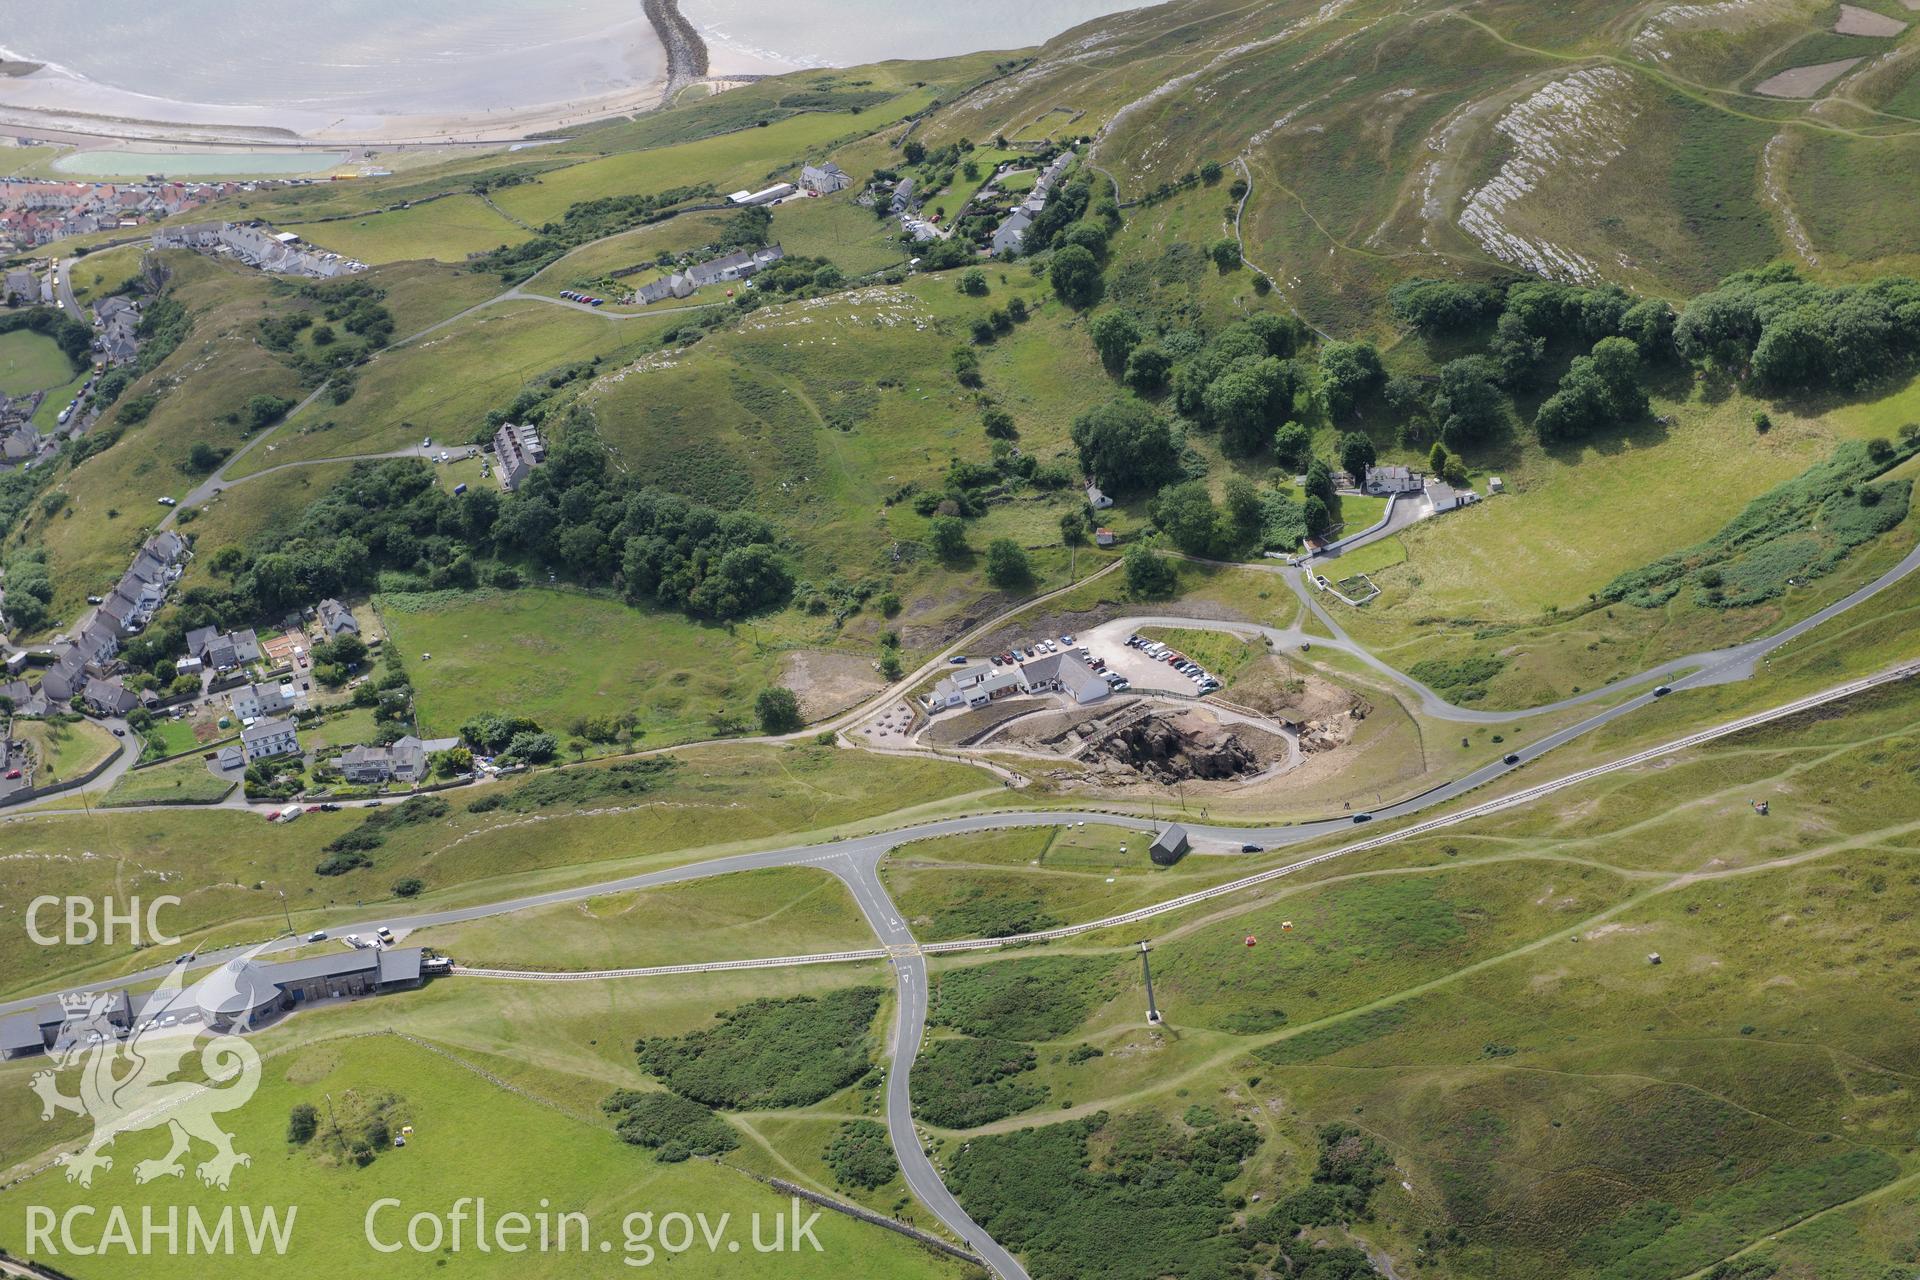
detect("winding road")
[9,648,1915,1277]
[20,187,1920,1276]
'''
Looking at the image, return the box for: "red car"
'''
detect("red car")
[4,768,19,780]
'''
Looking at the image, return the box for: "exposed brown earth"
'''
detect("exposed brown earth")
[1755,58,1864,97]
[779,650,886,720]
[1227,655,1369,753]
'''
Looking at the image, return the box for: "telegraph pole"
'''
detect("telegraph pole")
[1138,940,1161,1025]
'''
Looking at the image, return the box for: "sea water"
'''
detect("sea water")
[0,0,1153,121]
[0,0,663,116]
[682,0,1153,72]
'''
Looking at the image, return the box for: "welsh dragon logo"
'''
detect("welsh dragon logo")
[31,946,269,1189]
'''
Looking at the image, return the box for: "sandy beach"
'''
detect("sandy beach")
[0,0,674,148]
[0,0,1154,151]
[0,62,676,149]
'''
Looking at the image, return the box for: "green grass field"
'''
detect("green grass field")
[225,300,677,476]
[285,194,531,264]
[489,91,939,227]
[769,196,907,278]
[65,242,148,305]
[377,587,782,745]
[0,741,996,1001]
[135,713,229,762]
[0,1024,966,1279]
[413,867,876,970]
[102,754,235,806]
[887,678,1920,1278]
[0,328,77,396]
[882,824,1244,940]
[15,717,117,783]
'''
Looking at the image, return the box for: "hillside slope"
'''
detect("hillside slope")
[928,0,1920,331]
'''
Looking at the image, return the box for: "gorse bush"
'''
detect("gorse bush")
[601,1090,738,1162]
[910,1037,1046,1128]
[634,987,882,1109]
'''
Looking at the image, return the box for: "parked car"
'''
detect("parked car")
[3,769,19,780]
[1241,843,1263,853]
[111,727,125,737]
[1060,634,1074,645]
[344,934,364,949]
[316,803,341,813]
[376,927,395,944]
[85,595,102,604]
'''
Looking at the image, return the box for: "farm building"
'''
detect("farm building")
[1150,825,1190,866]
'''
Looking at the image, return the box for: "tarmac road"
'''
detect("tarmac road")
[7,533,1915,1277]
[9,659,1914,1279]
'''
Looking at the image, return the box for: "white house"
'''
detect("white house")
[929,663,1024,710]
[240,716,300,763]
[1425,480,1475,513]
[1086,483,1114,511]
[799,162,850,195]
[232,680,295,722]
[1363,464,1422,495]
[1018,652,1109,705]
[991,208,1032,257]
[727,183,796,207]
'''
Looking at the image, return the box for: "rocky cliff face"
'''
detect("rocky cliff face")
[1089,710,1259,783]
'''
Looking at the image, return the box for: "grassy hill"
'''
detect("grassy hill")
[921,0,1920,332]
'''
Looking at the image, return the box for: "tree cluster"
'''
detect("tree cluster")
[203,436,792,626]
[1676,265,1920,393]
